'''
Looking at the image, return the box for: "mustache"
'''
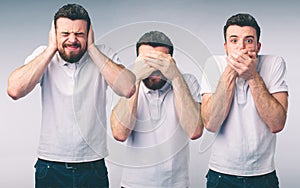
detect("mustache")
[149,70,162,76]
[63,42,81,48]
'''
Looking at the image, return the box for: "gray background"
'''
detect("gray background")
[1,0,299,187]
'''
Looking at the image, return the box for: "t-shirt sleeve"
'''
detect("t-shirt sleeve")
[96,44,122,65]
[24,46,47,64]
[268,56,288,94]
[200,55,224,95]
[24,46,48,84]
[183,74,202,103]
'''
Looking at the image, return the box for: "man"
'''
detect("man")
[7,4,136,188]
[201,13,288,188]
[110,31,203,188]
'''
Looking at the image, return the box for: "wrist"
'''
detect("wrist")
[248,72,259,85]
[225,65,238,77]
[170,73,183,85]
[87,43,96,53]
[88,45,109,71]
[45,45,57,56]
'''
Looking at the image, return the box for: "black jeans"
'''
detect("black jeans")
[206,169,279,188]
[35,158,109,188]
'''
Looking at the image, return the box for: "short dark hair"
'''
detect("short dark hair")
[136,31,174,56]
[54,4,91,32]
[223,13,261,42]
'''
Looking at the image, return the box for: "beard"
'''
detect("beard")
[143,71,167,90]
[58,42,86,63]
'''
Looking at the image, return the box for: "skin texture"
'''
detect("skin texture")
[7,18,136,100]
[201,25,288,133]
[110,44,203,142]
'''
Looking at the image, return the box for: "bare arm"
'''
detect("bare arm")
[201,65,237,132]
[172,75,203,139]
[145,51,203,139]
[248,74,288,133]
[228,51,288,133]
[110,56,155,141]
[7,23,57,100]
[110,82,140,142]
[87,26,136,98]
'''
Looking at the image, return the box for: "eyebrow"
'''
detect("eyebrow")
[60,31,85,35]
[228,35,255,39]
[229,35,238,38]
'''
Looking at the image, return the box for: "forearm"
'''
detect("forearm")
[110,82,140,142]
[248,73,288,133]
[172,75,203,139]
[202,66,237,132]
[88,44,136,98]
[7,47,55,100]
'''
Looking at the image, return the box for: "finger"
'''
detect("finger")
[227,56,243,70]
[144,57,164,67]
[248,51,257,59]
[230,51,247,62]
[134,56,144,64]
[145,51,170,60]
[51,20,55,30]
[144,58,162,70]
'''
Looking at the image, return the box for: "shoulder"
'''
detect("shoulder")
[182,73,198,83]
[25,45,48,64]
[182,73,201,90]
[258,55,286,68]
[259,55,285,63]
[95,44,115,55]
[94,44,121,63]
[31,45,48,55]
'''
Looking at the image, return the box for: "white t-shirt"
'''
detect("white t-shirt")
[121,74,201,188]
[25,45,121,162]
[201,55,288,176]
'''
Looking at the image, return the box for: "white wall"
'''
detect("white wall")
[1,0,299,187]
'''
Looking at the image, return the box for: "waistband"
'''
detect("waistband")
[209,169,277,179]
[38,158,105,169]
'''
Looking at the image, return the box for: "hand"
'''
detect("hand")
[144,51,180,81]
[48,21,57,52]
[132,55,156,81]
[88,24,95,49]
[226,49,258,80]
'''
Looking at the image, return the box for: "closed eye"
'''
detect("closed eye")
[74,32,85,37]
[61,32,70,37]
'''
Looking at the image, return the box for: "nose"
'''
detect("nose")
[237,40,245,50]
[68,33,77,43]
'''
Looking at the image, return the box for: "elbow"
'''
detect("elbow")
[270,123,285,134]
[125,85,136,98]
[269,114,287,133]
[189,121,204,140]
[112,85,135,99]
[113,134,127,142]
[110,115,130,142]
[111,129,129,142]
[7,87,22,100]
[7,77,27,100]
[113,79,136,98]
[190,130,203,140]
[116,69,136,98]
